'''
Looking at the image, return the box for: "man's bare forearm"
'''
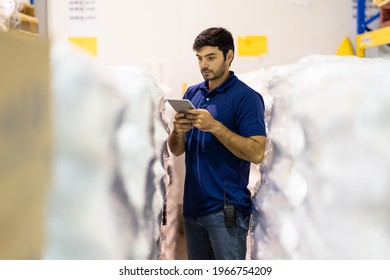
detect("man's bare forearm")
[168,129,186,156]
[212,122,265,164]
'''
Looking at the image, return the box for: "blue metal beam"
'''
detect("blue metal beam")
[357,0,366,34]
[366,12,380,25]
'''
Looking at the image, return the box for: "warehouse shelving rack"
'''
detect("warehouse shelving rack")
[356,0,390,56]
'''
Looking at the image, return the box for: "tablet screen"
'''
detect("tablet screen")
[167,99,195,113]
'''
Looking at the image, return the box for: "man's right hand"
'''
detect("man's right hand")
[173,112,194,135]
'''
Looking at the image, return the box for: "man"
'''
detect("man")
[168,27,266,260]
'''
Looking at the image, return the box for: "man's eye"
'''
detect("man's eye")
[208,57,214,61]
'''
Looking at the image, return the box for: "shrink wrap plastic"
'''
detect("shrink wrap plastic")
[45,41,167,259]
[240,55,390,259]
[0,0,22,32]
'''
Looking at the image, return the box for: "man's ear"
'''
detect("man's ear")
[227,50,234,62]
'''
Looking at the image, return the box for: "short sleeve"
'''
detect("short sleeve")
[236,91,266,137]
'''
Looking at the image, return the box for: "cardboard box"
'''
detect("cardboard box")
[18,12,39,35]
[0,32,51,259]
[373,0,390,7]
[21,3,36,17]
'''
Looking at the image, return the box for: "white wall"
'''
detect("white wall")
[48,0,354,96]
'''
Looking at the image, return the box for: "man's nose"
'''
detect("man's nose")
[199,60,208,69]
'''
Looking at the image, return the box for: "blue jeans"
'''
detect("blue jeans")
[183,210,249,260]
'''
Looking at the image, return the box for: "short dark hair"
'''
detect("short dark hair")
[193,27,235,63]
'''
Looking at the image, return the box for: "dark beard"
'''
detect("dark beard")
[202,68,224,81]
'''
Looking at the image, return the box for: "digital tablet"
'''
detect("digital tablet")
[167,99,196,113]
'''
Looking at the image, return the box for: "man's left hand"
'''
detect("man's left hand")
[186,109,220,133]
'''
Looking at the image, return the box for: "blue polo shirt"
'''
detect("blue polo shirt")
[182,71,266,219]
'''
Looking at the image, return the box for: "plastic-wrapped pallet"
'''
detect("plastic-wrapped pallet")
[0,0,22,32]
[242,55,390,259]
[45,41,167,259]
[109,66,167,259]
